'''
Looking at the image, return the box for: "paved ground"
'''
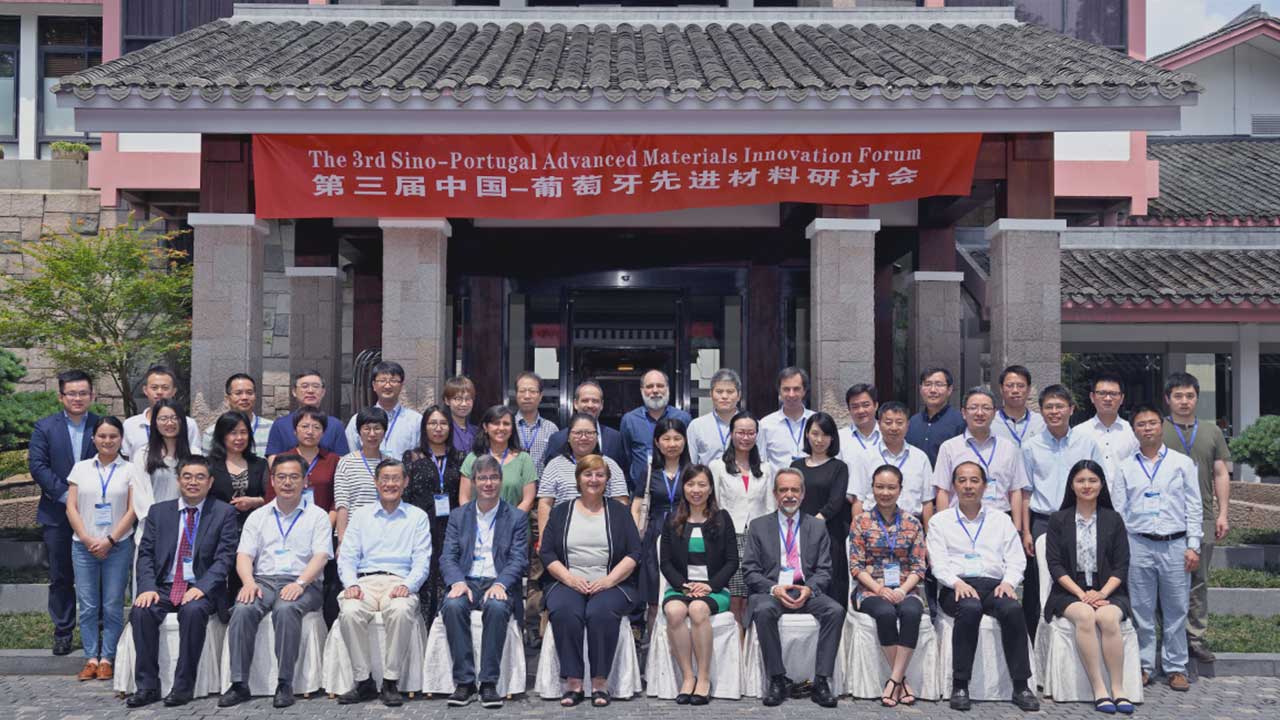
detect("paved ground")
[2,674,1277,720]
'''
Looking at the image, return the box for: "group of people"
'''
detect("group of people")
[27,359,1229,712]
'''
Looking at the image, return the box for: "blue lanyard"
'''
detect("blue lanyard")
[434,454,448,493]
[519,418,541,452]
[181,507,201,555]
[880,446,908,469]
[251,415,259,436]
[955,508,985,550]
[662,468,680,505]
[304,454,319,480]
[492,447,510,464]
[475,509,499,548]
[875,507,900,554]
[359,453,380,478]
[1169,418,1198,456]
[715,416,730,450]
[273,506,303,543]
[95,459,117,499]
[999,410,1030,446]
[381,407,402,451]
[1135,449,1166,484]
[778,515,800,559]
[966,437,997,472]
[853,428,878,450]
[784,416,804,454]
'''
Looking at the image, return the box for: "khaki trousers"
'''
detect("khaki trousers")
[339,574,420,681]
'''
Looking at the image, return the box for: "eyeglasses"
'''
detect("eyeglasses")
[733,430,757,438]
[297,382,323,391]
[570,430,598,438]
[922,381,950,389]
[373,377,402,386]
[60,391,91,399]
[426,420,449,428]
[1092,390,1122,399]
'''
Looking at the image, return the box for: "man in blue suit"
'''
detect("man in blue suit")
[542,380,627,482]
[439,454,529,709]
[125,455,238,708]
[28,369,99,655]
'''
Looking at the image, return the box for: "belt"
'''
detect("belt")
[1139,531,1186,542]
[1030,511,1053,521]
[357,571,394,579]
[465,576,497,583]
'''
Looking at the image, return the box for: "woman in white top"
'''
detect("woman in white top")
[132,398,191,506]
[65,416,143,681]
[708,411,775,623]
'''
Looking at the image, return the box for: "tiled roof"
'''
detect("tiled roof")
[1140,137,1280,223]
[961,246,1280,306]
[1150,3,1278,65]
[54,11,1200,106]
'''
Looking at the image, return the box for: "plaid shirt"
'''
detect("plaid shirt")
[848,508,928,604]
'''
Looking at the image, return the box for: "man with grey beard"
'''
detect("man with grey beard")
[619,369,691,496]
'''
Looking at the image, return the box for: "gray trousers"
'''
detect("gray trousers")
[227,575,323,685]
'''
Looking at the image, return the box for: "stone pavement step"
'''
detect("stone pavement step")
[1208,586,1280,616]
[0,583,47,613]
[1195,653,1280,678]
[0,649,83,675]
[1212,544,1280,570]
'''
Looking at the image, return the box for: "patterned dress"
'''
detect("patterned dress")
[848,507,928,607]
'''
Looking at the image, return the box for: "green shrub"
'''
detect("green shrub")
[1229,415,1280,476]
[48,140,90,155]
[0,449,26,479]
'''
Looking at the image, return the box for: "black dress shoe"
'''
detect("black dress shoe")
[811,676,837,708]
[690,694,710,706]
[125,689,160,708]
[380,679,403,707]
[479,683,503,709]
[336,677,378,704]
[162,689,193,707]
[273,682,295,709]
[675,693,692,705]
[1013,688,1041,712]
[52,635,73,656]
[950,688,972,711]
[218,682,251,707]
[763,675,789,707]
[448,683,477,707]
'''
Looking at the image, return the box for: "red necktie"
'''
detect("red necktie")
[170,507,196,605]
[786,517,804,583]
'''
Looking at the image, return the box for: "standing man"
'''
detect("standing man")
[220,454,332,708]
[1073,372,1138,493]
[28,369,100,655]
[759,367,815,474]
[541,380,627,473]
[1115,404,1202,691]
[122,365,201,457]
[932,388,1030,533]
[991,366,1046,450]
[852,401,935,527]
[687,368,742,466]
[1161,372,1230,665]
[125,456,239,708]
[1019,385,1105,639]
[344,361,422,460]
[620,369,692,494]
[264,370,349,457]
[839,383,881,470]
[513,372,557,478]
[905,368,966,466]
[202,373,273,452]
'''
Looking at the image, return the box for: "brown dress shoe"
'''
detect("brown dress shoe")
[96,662,113,681]
[1168,672,1190,691]
[1141,671,1152,687]
[77,660,99,681]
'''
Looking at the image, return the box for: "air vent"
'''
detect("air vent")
[1252,114,1280,136]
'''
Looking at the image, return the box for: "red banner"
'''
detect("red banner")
[253,133,981,220]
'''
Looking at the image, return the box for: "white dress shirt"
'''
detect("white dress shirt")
[710,457,777,533]
[851,441,935,516]
[932,430,1030,512]
[344,404,423,462]
[991,409,1046,449]
[1021,427,1106,516]
[758,408,815,475]
[687,412,734,466]
[1073,415,1139,492]
[926,506,1025,588]
[237,499,333,578]
[338,501,433,592]
[1113,446,1203,551]
[122,412,201,459]
[469,503,500,579]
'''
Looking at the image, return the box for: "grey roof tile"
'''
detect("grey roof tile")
[1136,137,1280,223]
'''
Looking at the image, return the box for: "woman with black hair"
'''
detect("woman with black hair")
[460,405,536,512]
[633,417,691,638]
[1045,459,1133,714]
[207,411,268,521]
[709,411,774,623]
[403,404,465,625]
[132,398,192,504]
[792,411,851,611]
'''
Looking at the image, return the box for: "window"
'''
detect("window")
[123,0,308,53]
[949,1,1127,52]
[0,17,18,142]
[39,17,102,142]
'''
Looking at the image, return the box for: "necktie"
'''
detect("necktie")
[170,507,196,605]
[786,517,804,583]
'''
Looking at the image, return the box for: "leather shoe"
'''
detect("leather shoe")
[77,660,99,681]
[218,682,251,708]
[380,679,403,707]
[337,677,378,704]
[273,682,295,708]
[479,682,503,709]
[52,635,74,656]
[1013,688,1041,711]
[810,676,837,708]
[950,688,972,711]
[762,675,789,707]
[690,694,710,706]
[125,689,160,708]
[1190,644,1216,664]
[162,689,193,707]
[96,662,113,681]
[675,693,692,705]
[1141,670,1152,687]
[1168,672,1190,691]
[448,683,476,707]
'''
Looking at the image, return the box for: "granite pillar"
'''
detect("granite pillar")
[287,266,343,417]
[908,270,965,398]
[987,218,1065,390]
[806,218,878,419]
[379,218,450,410]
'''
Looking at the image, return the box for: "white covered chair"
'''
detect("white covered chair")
[644,537,743,699]
[935,586,1040,701]
[321,610,426,697]
[113,615,226,696]
[1033,534,1144,704]
[421,608,526,698]
[534,611,641,699]
[840,539,942,701]
[742,609,845,697]
[217,610,327,696]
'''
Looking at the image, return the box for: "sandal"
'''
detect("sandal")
[881,678,900,707]
[591,690,611,707]
[897,680,917,706]
[1095,697,1117,714]
[1114,698,1135,715]
[560,690,585,707]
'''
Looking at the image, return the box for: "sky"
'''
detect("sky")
[1147,0,1280,56]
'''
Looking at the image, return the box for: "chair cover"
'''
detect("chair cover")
[1034,534,1144,704]
[841,603,942,700]
[741,613,845,697]
[217,610,327,696]
[935,612,1039,700]
[533,616,641,699]
[421,610,526,697]
[644,537,743,699]
[113,615,226,696]
[320,610,426,695]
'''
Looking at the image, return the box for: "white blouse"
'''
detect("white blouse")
[709,457,777,533]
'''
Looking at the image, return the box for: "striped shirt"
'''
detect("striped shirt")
[333,451,392,511]
[537,454,629,505]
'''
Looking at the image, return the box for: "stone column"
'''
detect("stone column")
[286,266,343,417]
[187,213,268,428]
[1234,323,1260,482]
[807,218,878,419]
[908,271,965,396]
[986,218,1065,390]
[379,218,450,410]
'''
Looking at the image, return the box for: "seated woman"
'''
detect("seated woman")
[540,455,641,708]
[658,464,737,705]
[1045,460,1133,715]
[850,464,928,707]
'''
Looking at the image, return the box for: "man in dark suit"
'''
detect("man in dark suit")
[542,380,627,481]
[125,455,238,708]
[27,369,99,655]
[742,468,844,708]
[438,455,529,709]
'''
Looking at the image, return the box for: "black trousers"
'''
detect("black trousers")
[44,522,77,638]
[858,595,924,648]
[129,593,217,693]
[545,584,634,680]
[940,576,1032,685]
[747,591,844,679]
[1023,512,1051,643]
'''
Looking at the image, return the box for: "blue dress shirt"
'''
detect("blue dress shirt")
[338,500,433,592]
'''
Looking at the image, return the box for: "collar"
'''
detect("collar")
[268,498,305,518]
[179,497,207,514]
[1091,414,1126,431]
[376,402,403,417]
[1074,509,1097,526]
[64,411,87,427]
[95,455,125,468]
[777,509,802,527]
[999,408,1029,424]
[963,429,995,448]
[851,426,880,442]
[517,414,540,427]
[475,500,502,520]
[374,501,406,518]
[877,441,908,459]
[1041,426,1072,447]
[1137,444,1168,463]
[922,404,952,423]
[957,506,986,524]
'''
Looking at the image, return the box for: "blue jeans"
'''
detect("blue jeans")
[71,536,134,660]
[1128,533,1190,674]
[440,579,513,685]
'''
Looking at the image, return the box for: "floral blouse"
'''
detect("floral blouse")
[848,507,928,604]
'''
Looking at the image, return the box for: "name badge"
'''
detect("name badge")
[182,556,196,583]
[883,562,902,588]
[301,488,315,505]
[1142,490,1161,516]
[273,547,290,558]
[779,567,795,586]
[961,552,982,578]
[982,492,1000,506]
[433,494,451,518]
[92,502,113,527]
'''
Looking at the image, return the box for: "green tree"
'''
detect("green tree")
[0,217,192,416]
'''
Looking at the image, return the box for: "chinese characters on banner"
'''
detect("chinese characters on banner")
[253,134,983,220]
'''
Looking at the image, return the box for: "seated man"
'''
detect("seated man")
[439,455,529,708]
[741,467,843,708]
[125,455,238,708]
[335,459,432,707]
[220,453,333,708]
[926,461,1039,712]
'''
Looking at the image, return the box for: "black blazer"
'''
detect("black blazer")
[1044,506,1130,617]
[659,508,738,593]
[208,456,268,509]
[135,497,239,615]
[540,498,641,602]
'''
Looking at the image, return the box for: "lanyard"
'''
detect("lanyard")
[955,508,985,551]
[662,468,680,505]
[784,416,804,455]
[359,453,380,479]
[1170,418,1198,456]
[714,416,731,450]
[95,459,118,499]
[1135,449,1166,484]
[181,507,201,555]
[492,447,510,464]
[252,415,259,436]
[475,509,500,549]
[381,406,402,451]
[852,428,879,450]
[273,506,303,543]
[778,515,800,559]
[999,410,1030,446]
[304,454,320,479]
[966,437,997,472]
[875,507,900,554]
[434,454,448,493]
[519,418,542,452]
[880,446,908,469]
